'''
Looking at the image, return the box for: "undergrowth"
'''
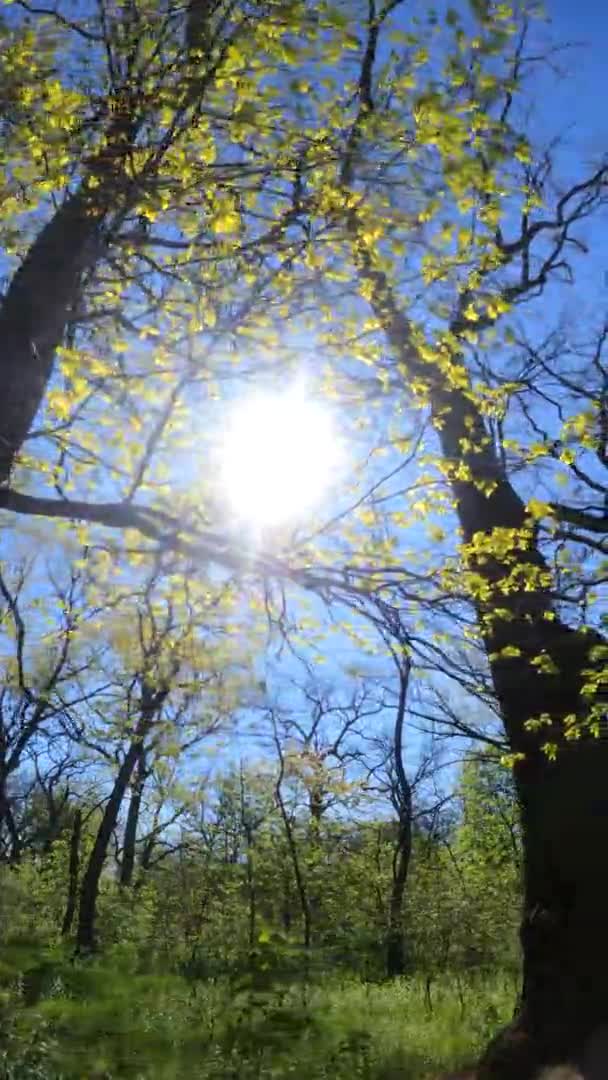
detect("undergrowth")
[0,942,516,1079]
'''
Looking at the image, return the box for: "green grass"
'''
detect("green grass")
[0,947,517,1080]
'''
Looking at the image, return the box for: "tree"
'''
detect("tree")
[288,5,607,1071]
[118,742,149,888]
[61,805,82,936]
[0,559,88,862]
[267,675,376,934]
[73,564,245,952]
[1,0,607,1072]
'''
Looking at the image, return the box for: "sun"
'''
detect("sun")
[219,388,342,529]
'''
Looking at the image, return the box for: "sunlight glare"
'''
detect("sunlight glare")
[219,389,342,528]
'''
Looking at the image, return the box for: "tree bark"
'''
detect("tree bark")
[0,767,21,863]
[62,807,82,936]
[0,111,136,485]
[0,196,103,484]
[477,736,608,1078]
[119,747,147,887]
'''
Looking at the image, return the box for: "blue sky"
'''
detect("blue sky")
[534,0,608,301]
[1,0,607,807]
[545,0,607,147]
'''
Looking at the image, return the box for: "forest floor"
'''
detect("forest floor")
[0,946,516,1079]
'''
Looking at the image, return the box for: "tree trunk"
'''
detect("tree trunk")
[244,824,257,952]
[76,683,164,952]
[307,788,324,935]
[0,778,19,863]
[386,819,411,977]
[437,393,608,1077]
[0,110,137,486]
[434,397,607,1075]
[434,411,606,1075]
[76,739,143,952]
[275,760,311,950]
[62,808,82,936]
[119,748,147,887]
[0,196,103,484]
[354,245,608,1075]
[477,730,608,1078]
[281,868,293,933]
[139,832,156,874]
[386,656,413,978]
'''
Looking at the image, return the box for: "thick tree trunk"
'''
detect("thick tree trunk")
[62,808,82,936]
[432,449,607,1074]
[355,250,608,1075]
[119,749,147,887]
[477,721,608,1078]
[437,396,608,1077]
[438,428,607,1075]
[0,112,136,485]
[0,196,104,484]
